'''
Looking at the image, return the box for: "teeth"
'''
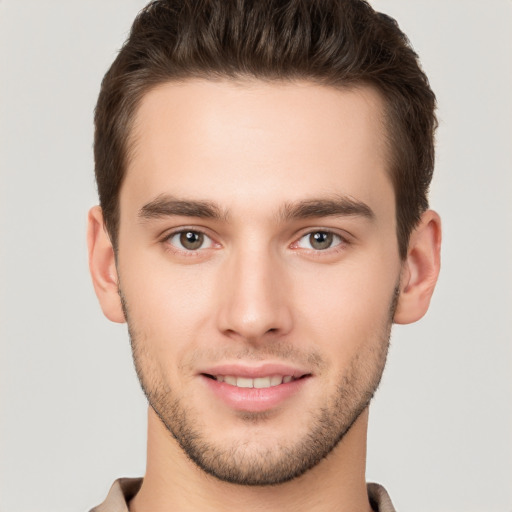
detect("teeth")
[236,377,253,388]
[214,375,295,388]
[270,375,282,386]
[254,377,271,388]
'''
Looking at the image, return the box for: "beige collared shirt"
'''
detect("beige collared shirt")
[90,478,396,512]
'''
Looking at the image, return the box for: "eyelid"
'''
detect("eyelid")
[159,225,352,254]
[291,228,351,251]
[161,226,220,253]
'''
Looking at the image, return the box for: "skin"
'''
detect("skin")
[88,80,441,512]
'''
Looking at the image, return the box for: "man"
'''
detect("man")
[87,0,441,510]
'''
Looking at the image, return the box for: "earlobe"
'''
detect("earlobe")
[394,210,442,325]
[87,206,126,323]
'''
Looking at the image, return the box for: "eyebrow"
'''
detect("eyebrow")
[138,194,374,223]
[278,196,375,221]
[138,195,228,221]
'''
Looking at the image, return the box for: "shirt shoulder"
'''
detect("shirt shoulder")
[367,482,396,512]
[89,478,143,512]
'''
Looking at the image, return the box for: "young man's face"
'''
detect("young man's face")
[112,80,402,484]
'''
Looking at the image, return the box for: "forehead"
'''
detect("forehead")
[123,79,392,218]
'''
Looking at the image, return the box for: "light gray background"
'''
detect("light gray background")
[0,1,511,511]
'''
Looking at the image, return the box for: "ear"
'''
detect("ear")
[87,206,126,323]
[394,210,442,324]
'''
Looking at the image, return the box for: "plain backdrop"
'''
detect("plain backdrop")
[0,1,511,511]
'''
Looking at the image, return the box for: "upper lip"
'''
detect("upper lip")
[199,362,311,379]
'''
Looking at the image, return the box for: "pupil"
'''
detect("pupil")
[310,231,332,250]
[180,231,203,250]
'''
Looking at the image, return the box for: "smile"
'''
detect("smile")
[201,369,311,411]
[206,375,297,388]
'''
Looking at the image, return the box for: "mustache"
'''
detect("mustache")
[181,343,327,372]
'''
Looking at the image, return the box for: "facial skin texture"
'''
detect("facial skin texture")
[88,80,441,512]
[123,287,395,486]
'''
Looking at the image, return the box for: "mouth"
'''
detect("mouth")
[200,367,312,412]
[202,374,308,389]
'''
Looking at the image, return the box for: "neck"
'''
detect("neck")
[129,407,372,512]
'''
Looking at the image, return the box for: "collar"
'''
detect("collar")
[90,478,396,512]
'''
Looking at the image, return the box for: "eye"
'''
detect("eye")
[296,231,344,251]
[166,230,214,251]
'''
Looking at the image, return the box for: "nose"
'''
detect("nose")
[216,246,293,344]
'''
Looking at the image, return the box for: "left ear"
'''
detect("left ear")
[394,210,442,324]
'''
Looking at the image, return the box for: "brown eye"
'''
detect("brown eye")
[309,231,333,250]
[179,231,204,250]
[296,231,343,251]
[167,230,213,251]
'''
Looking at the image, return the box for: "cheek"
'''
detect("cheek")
[291,254,399,353]
[118,252,217,365]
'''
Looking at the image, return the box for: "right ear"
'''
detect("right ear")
[87,206,126,323]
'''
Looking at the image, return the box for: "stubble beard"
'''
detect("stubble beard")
[121,287,398,487]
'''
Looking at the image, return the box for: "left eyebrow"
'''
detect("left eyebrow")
[278,195,375,221]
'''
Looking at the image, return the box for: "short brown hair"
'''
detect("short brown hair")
[94,0,437,258]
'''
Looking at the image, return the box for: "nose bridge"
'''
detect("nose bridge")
[217,240,292,341]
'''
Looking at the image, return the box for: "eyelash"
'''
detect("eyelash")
[161,228,350,256]
[161,228,218,256]
[292,230,348,253]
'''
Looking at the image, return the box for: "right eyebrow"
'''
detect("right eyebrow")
[138,195,228,221]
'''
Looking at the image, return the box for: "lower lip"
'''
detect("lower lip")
[201,375,309,412]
